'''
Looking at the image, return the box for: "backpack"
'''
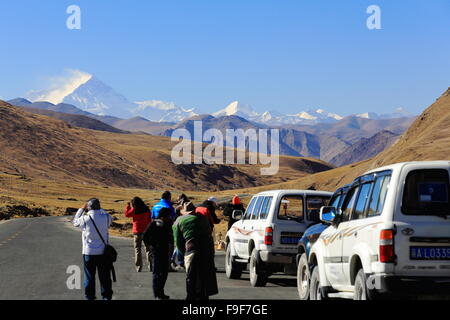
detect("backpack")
[89,215,118,282]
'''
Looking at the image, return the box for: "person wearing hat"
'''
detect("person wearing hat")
[73,198,113,300]
[171,197,196,270]
[175,193,190,216]
[223,195,246,230]
[195,197,221,232]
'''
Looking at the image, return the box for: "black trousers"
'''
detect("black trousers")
[184,239,218,300]
[151,247,169,298]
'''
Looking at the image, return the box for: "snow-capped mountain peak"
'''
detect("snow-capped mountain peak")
[26,69,92,105]
[213,101,258,118]
[131,100,199,122]
[315,108,343,120]
[355,108,412,120]
[62,76,135,118]
[295,111,318,120]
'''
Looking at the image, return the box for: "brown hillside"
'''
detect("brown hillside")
[0,101,333,191]
[370,88,450,167]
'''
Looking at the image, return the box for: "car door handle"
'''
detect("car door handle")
[354,232,358,237]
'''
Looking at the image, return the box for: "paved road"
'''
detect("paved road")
[0,217,298,300]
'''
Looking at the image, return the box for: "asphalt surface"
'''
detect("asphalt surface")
[0,216,298,300]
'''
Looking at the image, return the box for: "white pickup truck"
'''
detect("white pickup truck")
[225,189,332,287]
[307,161,450,300]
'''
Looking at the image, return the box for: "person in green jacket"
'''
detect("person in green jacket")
[172,203,218,300]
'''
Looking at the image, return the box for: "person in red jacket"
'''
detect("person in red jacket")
[124,197,152,272]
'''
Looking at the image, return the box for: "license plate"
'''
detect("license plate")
[280,237,301,245]
[410,246,450,260]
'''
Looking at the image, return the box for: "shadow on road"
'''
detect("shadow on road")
[267,278,296,287]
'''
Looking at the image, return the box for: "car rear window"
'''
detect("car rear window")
[278,195,304,222]
[402,169,450,216]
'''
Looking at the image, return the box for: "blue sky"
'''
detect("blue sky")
[1,0,449,115]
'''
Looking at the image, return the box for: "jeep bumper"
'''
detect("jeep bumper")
[369,274,450,295]
[259,251,296,264]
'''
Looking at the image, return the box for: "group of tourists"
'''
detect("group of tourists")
[73,191,245,301]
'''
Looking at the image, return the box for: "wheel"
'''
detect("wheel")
[225,243,243,279]
[354,269,368,300]
[354,269,381,300]
[249,248,268,287]
[309,265,326,300]
[297,253,310,300]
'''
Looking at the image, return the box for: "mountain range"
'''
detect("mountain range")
[0,100,334,191]
[2,72,417,168]
[22,73,413,125]
[6,97,415,166]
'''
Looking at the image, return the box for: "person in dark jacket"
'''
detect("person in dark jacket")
[143,207,173,300]
[124,197,152,272]
[173,210,218,300]
[152,191,177,271]
[222,196,245,230]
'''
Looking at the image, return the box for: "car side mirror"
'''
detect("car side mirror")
[232,210,244,220]
[320,206,338,225]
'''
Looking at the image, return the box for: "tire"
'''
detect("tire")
[354,269,368,300]
[249,248,268,287]
[297,253,310,300]
[309,265,326,300]
[225,243,243,279]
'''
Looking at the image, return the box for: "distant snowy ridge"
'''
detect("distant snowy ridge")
[22,69,413,123]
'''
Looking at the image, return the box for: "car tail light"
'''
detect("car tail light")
[380,229,395,263]
[264,227,273,245]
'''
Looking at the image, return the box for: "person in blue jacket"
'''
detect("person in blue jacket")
[152,191,176,221]
[151,191,177,271]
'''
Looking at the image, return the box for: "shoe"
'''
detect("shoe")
[175,265,185,271]
[136,266,142,272]
[168,265,177,272]
[156,294,170,300]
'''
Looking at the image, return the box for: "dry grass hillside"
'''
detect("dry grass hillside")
[0,100,333,192]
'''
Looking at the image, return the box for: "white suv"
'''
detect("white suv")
[225,189,332,287]
[308,161,450,300]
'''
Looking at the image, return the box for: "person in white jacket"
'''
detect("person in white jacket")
[73,198,113,300]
